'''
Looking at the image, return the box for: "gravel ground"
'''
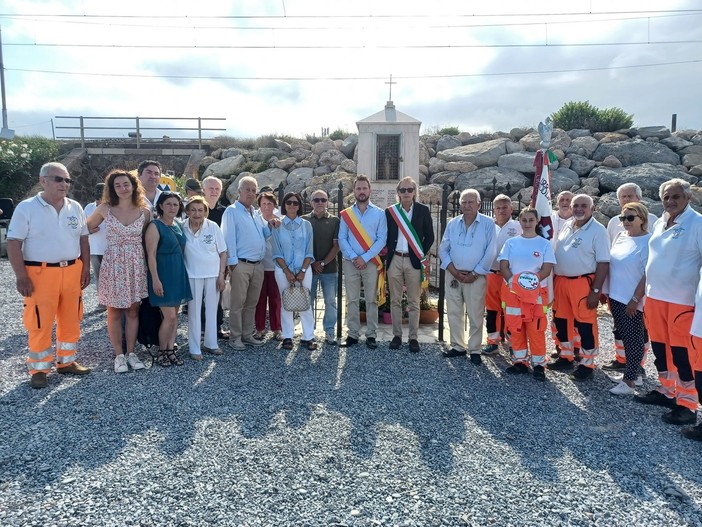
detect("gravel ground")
[0,258,701,526]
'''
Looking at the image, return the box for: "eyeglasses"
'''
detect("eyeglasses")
[398,188,414,194]
[619,214,638,222]
[312,197,328,203]
[285,200,300,206]
[52,176,73,185]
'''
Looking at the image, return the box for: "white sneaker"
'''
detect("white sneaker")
[114,354,128,374]
[610,381,635,396]
[126,353,145,370]
[608,373,643,386]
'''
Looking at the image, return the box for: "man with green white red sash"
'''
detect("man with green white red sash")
[385,177,435,353]
[338,175,388,349]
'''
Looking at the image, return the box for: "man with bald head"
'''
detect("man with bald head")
[548,194,610,380]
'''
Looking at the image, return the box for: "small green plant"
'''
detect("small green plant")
[328,128,348,141]
[437,126,460,136]
[551,101,633,132]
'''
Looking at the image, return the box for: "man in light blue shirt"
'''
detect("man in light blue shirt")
[439,189,496,364]
[338,175,387,348]
[222,176,276,350]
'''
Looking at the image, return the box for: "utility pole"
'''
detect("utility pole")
[0,25,15,139]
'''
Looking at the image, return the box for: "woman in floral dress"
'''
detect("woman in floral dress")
[87,170,151,373]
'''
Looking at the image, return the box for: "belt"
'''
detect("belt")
[24,259,76,268]
[559,273,595,280]
[238,258,261,265]
[490,270,501,274]
[395,251,411,257]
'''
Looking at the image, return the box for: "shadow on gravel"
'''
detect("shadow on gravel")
[0,303,701,523]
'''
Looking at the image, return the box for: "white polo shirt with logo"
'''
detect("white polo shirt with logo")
[553,216,610,277]
[182,218,227,279]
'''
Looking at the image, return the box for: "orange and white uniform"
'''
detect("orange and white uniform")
[7,194,88,374]
[645,206,702,409]
[486,218,522,345]
[689,268,702,412]
[499,236,556,366]
[552,216,610,367]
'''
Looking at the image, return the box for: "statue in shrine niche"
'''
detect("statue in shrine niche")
[384,153,392,180]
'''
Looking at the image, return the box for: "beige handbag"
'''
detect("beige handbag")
[282,282,311,312]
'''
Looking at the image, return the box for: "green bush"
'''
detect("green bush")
[551,101,633,132]
[0,135,59,201]
[328,128,348,141]
[437,126,460,136]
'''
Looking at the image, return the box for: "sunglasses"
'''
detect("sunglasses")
[398,188,414,194]
[619,214,638,222]
[51,176,73,185]
[285,200,300,206]
[312,197,328,203]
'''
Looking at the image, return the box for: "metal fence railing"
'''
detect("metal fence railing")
[272,178,530,342]
[54,116,226,149]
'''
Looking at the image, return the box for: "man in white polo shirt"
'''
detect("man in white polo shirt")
[636,178,702,426]
[6,162,92,389]
[482,194,521,355]
[548,194,610,381]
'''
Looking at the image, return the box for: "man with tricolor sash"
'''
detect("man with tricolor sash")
[385,177,435,353]
[338,176,388,349]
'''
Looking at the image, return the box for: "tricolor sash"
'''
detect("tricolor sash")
[340,206,386,305]
[387,203,430,287]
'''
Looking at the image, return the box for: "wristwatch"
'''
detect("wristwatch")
[320,261,326,268]
[631,295,639,303]
[302,267,308,273]
[591,287,600,294]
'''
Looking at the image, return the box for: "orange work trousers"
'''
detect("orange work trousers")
[552,275,598,362]
[502,284,546,366]
[22,262,84,374]
[644,297,696,409]
[485,272,505,345]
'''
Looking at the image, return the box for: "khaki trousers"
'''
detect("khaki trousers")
[387,256,421,340]
[445,274,487,353]
[343,259,379,339]
[229,261,264,341]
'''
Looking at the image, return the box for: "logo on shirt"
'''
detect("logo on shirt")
[204,234,214,244]
[532,251,541,258]
[671,226,685,239]
[517,272,540,290]
[570,237,583,248]
[506,228,518,237]
[67,216,79,229]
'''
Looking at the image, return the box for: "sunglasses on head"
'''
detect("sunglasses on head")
[619,214,638,222]
[398,187,414,194]
[285,200,300,206]
[51,176,73,185]
[312,197,328,203]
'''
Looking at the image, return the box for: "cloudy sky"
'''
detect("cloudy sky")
[1,0,701,141]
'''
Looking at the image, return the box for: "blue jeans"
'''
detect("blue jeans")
[311,272,337,335]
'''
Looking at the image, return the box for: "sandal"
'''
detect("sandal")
[281,338,293,350]
[166,349,184,366]
[157,350,172,367]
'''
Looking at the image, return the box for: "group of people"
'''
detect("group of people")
[7,162,702,442]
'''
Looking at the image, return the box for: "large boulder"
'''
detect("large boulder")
[311,138,336,156]
[592,139,680,166]
[318,149,347,171]
[661,136,693,151]
[183,149,207,179]
[597,192,664,218]
[497,152,537,174]
[633,126,671,140]
[418,141,430,166]
[519,129,571,152]
[273,139,292,152]
[254,168,288,191]
[436,138,509,167]
[505,141,525,154]
[456,131,473,144]
[567,154,596,176]
[428,157,446,175]
[550,167,580,193]
[568,129,591,139]
[594,132,629,143]
[682,154,702,168]
[274,157,296,170]
[592,163,693,199]
[429,171,461,187]
[566,136,600,157]
[340,135,358,158]
[339,159,356,173]
[679,145,702,156]
[202,154,245,179]
[221,147,243,159]
[436,135,462,152]
[286,167,314,186]
[418,184,444,205]
[454,167,529,197]
[253,148,289,161]
[444,161,478,173]
[290,147,313,162]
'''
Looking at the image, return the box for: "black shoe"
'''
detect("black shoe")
[506,363,529,375]
[470,353,482,365]
[443,348,467,358]
[550,351,560,359]
[634,390,677,408]
[389,336,402,350]
[533,365,546,381]
[682,423,702,441]
[366,337,377,349]
[409,339,420,353]
[342,336,359,347]
[571,365,593,381]
[574,349,582,362]
[662,406,697,425]
[547,357,574,371]
[481,343,499,355]
[602,359,626,371]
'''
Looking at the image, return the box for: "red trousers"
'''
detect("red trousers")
[255,270,281,332]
